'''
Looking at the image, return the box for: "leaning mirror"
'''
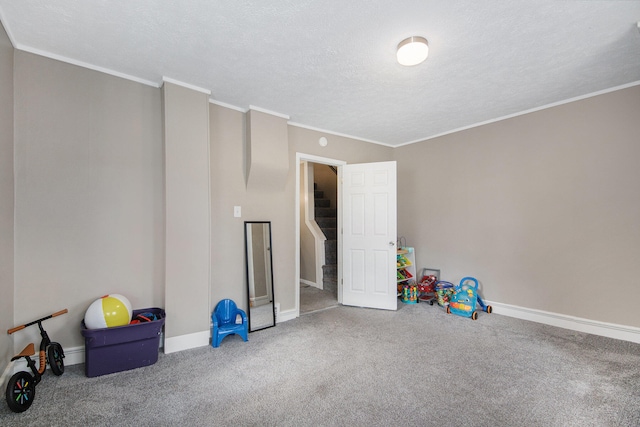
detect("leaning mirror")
[245,221,276,331]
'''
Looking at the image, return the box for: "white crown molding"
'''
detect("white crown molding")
[397,80,640,147]
[288,121,393,147]
[209,98,247,113]
[14,44,161,88]
[162,77,211,95]
[487,300,640,344]
[5,12,637,152]
[248,105,290,120]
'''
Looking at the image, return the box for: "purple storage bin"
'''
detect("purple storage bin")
[81,308,165,377]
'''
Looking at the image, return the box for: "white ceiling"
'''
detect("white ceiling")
[1,1,639,146]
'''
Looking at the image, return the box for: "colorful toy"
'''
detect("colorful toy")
[400,282,418,304]
[396,253,412,268]
[446,276,492,320]
[5,309,67,412]
[417,273,438,305]
[434,281,455,307]
[84,294,132,329]
[129,311,159,324]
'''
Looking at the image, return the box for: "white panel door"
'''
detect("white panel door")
[342,161,397,310]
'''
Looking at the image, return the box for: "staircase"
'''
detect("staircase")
[314,184,337,296]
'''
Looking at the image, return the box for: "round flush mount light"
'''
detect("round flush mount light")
[319,136,328,147]
[397,36,429,66]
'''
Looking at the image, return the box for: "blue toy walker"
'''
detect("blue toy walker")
[446,277,492,320]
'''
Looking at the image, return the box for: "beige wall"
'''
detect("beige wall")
[209,105,248,310]
[314,164,338,210]
[210,105,296,313]
[289,127,393,165]
[299,162,316,284]
[0,20,14,373]
[246,109,289,191]
[210,105,296,314]
[394,85,640,327]
[13,52,164,350]
[210,114,393,317]
[6,36,638,361]
[163,82,211,350]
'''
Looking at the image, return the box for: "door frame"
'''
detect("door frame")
[295,152,346,319]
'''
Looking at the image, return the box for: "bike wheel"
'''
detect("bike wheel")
[6,371,36,413]
[47,343,65,376]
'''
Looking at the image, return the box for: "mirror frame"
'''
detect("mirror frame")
[244,221,276,332]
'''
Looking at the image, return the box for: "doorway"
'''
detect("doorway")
[301,163,339,314]
[294,154,398,317]
[295,153,345,317]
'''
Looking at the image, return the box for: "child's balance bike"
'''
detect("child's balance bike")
[446,277,492,320]
[5,309,68,413]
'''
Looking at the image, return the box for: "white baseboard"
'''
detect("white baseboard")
[0,362,13,389]
[277,308,297,324]
[487,300,640,344]
[300,279,321,289]
[164,330,210,354]
[7,331,168,370]
[1,345,86,374]
[63,345,85,366]
[7,304,633,376]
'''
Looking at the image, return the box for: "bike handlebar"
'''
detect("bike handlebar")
[7,309,68,335]
[52,309,69,318]
[7,324,25,335]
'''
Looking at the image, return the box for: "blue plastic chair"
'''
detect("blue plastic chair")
[211,299,248,348]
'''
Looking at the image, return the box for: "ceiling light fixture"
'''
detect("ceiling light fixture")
[396,36,429,66]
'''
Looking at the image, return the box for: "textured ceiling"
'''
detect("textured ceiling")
[1,1,639,146]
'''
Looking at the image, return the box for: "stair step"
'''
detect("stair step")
[324,240,337,264]
[322,264,337,278]
[322,228,337,240]
[315,207,337,218]
[314,183,337,299]
[316,217,337,228]
[323,276,337,296]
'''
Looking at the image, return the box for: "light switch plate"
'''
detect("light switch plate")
[234,206,241,218]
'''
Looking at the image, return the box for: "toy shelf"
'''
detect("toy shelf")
[397,247,416,285]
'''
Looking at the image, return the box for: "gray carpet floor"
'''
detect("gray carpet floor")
[1,301,639,426]
[300,284,338,314]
